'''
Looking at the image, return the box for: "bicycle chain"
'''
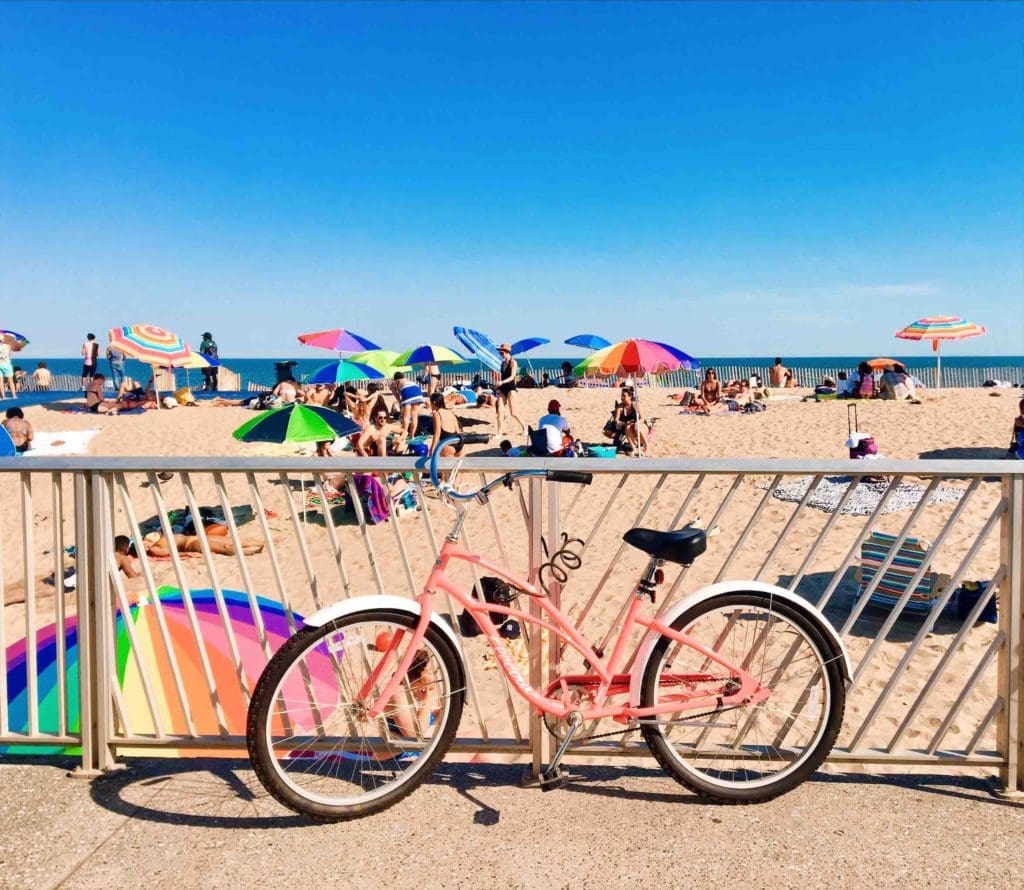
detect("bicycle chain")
[580,704,745,743]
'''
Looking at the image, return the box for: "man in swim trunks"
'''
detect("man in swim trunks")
[357,408,395,457]
[769,357,789,388]
[32,362,52,391]
[81,333,99,389]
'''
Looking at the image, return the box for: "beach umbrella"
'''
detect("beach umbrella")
[573,339,700,377]
[0,425,16,458]
[346,349,411,375]
[510,337,549,355]
[308,360,385,385]
[109,324,192,409]
[0,330,29,352]
[895,316,986,390]
[297,328,381,353]
[565,334,612,351]
[0,587,306,753]
[866,357,900,371]
[233,403,360,444]
[395,344,466,366]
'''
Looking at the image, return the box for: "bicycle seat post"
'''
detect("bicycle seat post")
[636,557,663,603]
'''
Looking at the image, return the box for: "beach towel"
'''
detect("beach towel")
[353,473,390,524]
[759,476,965,516]
[23,429,100,457]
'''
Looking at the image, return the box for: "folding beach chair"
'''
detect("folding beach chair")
[854,531,950,612]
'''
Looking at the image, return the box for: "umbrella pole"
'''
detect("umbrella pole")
[936,342,942,391]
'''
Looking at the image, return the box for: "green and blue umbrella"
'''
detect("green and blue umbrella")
[396,344,466,366]
[233,404,361,444]
[308,360,385,385]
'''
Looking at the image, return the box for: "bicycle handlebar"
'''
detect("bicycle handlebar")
[428,437,593,498]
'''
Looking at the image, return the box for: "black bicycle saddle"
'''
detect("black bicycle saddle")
[622,527,707,565]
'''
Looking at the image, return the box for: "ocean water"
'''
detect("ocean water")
[15,354,1024,390]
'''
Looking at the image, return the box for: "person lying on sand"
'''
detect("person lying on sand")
[114,532,264,577]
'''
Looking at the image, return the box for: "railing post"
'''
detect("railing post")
[998,474,1024,796]
[69,471,115,776]
[526,475,545,779]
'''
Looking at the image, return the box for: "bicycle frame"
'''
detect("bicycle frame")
[364,535,771,723]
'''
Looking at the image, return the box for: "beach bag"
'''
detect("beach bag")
[956,580,997,624]
[849,436,878,459]
[458,576,521,637]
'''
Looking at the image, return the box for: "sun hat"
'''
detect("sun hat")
[547,399,561,411]
[498,343,512,353]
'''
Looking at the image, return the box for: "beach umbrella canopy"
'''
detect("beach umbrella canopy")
[173,350,221,370]
[894,316,986,390]
[574,339,700,377]
[866,357,900,370]
[565,334,612,351]
[346,349,411,375]
[0,330,29,352]
[396,344,466,366]
[308,360,385,385]
[510,337,549,355]
[1,587,306,752]
[108,324,192,366]
[233,404,361,444]
[0,426,16,458]
[297,328,381,353]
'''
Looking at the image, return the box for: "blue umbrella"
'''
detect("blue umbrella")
[0,425,17,458]
[565,334,612,351]
[308,360,385,385]
[510,337,549,355]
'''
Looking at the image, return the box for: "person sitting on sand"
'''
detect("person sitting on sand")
[693,368,724,414]
[769,357,789,387]
[556,361,578,388]
[499,439,524,457]
[428,391,464,457]
[272,378,303,404]
[305,383,332,407]
[313,439,348,498]
[3,407,33,453]
[357,407,406,457]
[114,532,264,577]
[614,387,647,451]
[1007,398,1024,459]
[84,374,128,414]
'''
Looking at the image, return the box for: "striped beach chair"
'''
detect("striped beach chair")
[855,531,950,612]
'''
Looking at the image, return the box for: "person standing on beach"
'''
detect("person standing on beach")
[106,344,126,387]
[81,333,99,389]
[495,343,526,435]
[199,331,219,392]
[0,339,16,399]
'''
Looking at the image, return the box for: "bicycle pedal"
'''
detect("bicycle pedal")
[539,767,568,792]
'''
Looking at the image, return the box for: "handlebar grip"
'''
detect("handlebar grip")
[545,470,593,485]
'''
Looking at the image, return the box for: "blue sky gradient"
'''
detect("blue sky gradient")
[2,2,1022,357]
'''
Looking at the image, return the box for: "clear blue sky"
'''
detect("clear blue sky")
[2,2,1022,358]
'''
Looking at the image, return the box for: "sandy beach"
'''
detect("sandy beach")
[2,383,1018,764]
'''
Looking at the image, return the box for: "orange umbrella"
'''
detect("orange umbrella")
[866,357,899,370]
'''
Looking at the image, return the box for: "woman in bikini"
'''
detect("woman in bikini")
[495,343,526,435]
[695,368,723,414]
[614,387,647,452]
[428,391,463,457]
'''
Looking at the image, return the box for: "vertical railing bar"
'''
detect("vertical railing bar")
[344,474,386,596]
[113,473,197,735]
[107,657,134,739]
[244,473,305,633]
[277,471,324,611]
[211,472,274,649]
[998,473,1023,793]
[816,473,908,618]
[384,478,419,598]
[848,477,975,686]
[21,473,38,735]
[51,473,68,738]
[180,472,252,705]
[90,475,114,769]
[784,472,863,593]
[713,474,782,583]
[927,633,1004,755]
[307,473,355,600]
[754,473,824,583]
[528,476,544,778]
[73,472,94,770]
[147,472,231,736]
[889,564,1007,752]
[966,699,1002,756]
[572,474,669,634]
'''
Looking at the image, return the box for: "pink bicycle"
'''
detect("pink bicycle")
[247,439,849,821]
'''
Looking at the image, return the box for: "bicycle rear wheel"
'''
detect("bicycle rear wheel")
[640,592,844,803]
[247,609,464,821]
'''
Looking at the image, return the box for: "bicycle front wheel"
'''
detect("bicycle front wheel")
[640,592,845,803]
[247,609,465,821]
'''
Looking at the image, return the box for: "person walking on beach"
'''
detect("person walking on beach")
[496,343,526,435]
[0,339,16,399]
[106,344,126,387]
[81,333,99,389]
[199,331,219,392]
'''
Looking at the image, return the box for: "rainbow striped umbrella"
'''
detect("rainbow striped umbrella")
[895,316,986,389]
[1,588,303,756]
[573,338,699,377]
[108,324,192,366]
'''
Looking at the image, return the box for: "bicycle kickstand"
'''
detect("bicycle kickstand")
[539,711,583,792]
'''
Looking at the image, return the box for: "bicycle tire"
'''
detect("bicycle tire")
[247,609,465,821]
[640,592,845,803]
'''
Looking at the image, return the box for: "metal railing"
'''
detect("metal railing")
[1,456,1021,794]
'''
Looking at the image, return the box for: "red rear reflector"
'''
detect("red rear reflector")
[654,568,665,585]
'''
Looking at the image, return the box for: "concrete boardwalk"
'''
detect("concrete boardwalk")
[1,759,1022,889]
